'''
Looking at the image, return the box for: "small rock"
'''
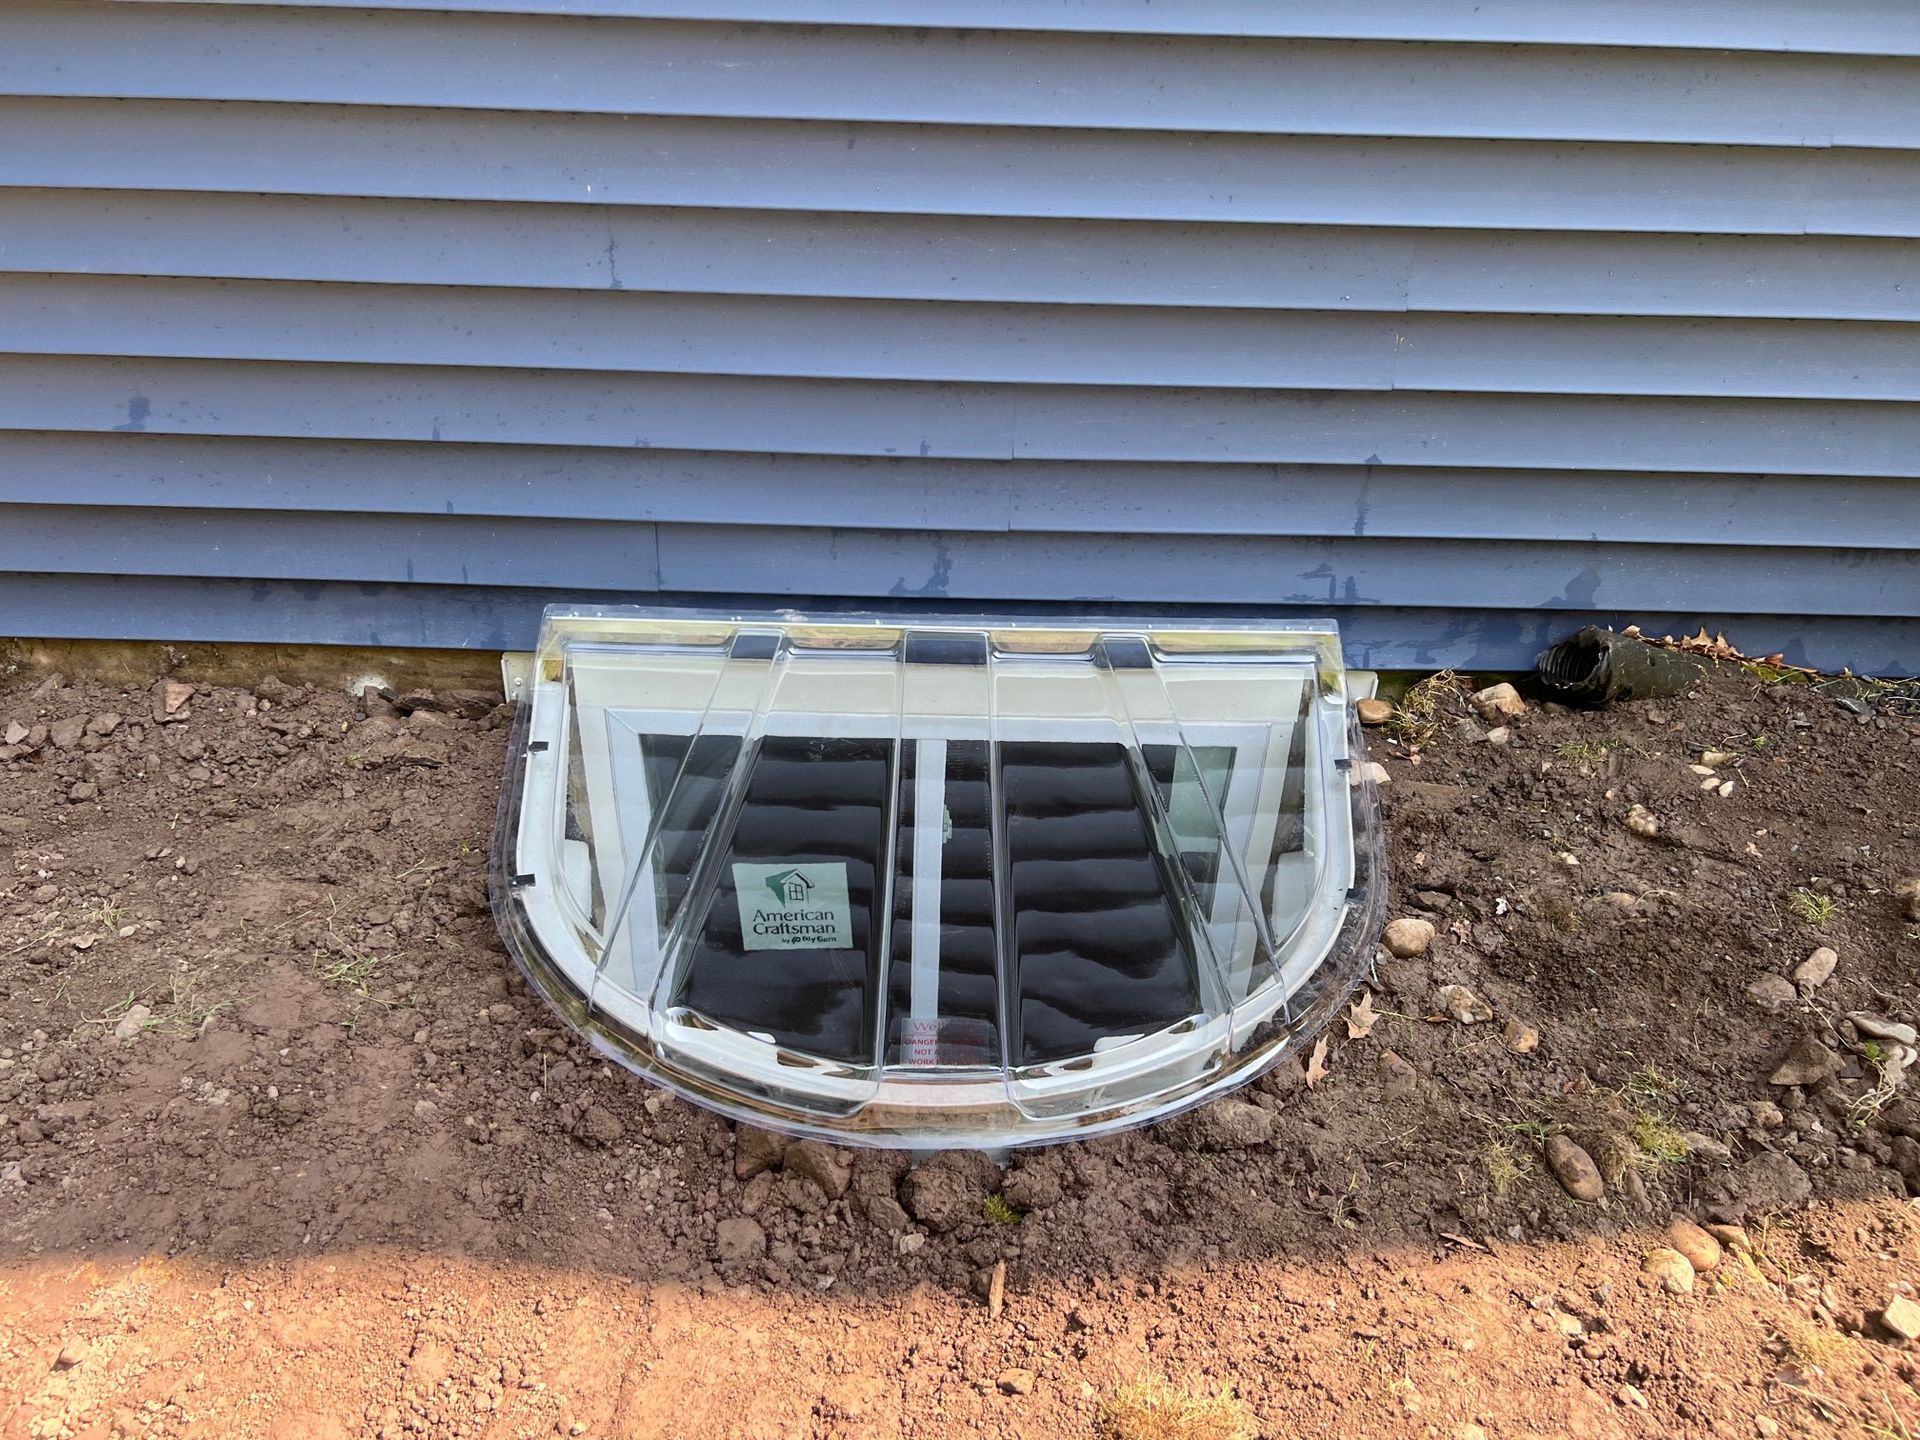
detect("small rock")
[1879,1294,1920,1342]
[1896,878,1920,923]
[1665,1218,1722,1273]
[1755,1417,1779,1438]
[1355,697,1394,726]
[1485,725,1511,746]
[1001,1164,1063,1213]
[713,1216,767,1267]
[112,1005,153,1043]
[1362,760,1391,787]
[1615,1383,1650,1410]
[1451,718,1486,744]
[1770,1037,1843,1087]
[1744,974,1796,1013]
[3,721,28,746]
[67,781,98,804]
[47,716,86,751]
[1793,947,1839,989]
[1745,1100,1784,1129]
[1725,1150,1811,1216]
[1545,1135,1604,1202]
[1378,1049,1417,1098]
[1436,984,1493,1024]
[780,1171,829,1213]
[1849,1012,1919,1047]
[1682,1132,1732,1165]
[1639,1248,1696,1295]
[737,1172,775,1216]
[863,1195,910,1233]
[1602,891,1639,911]
[1382,917,1435,958]
[784,1139,852,1199]
[1166,1099,1273,1151]
[900,1152,1000,1233]
[154,680,195,719]
[1470,682,1526,722]
[1502,1019,1539,1054]
[1707,1223,1751,1254]
[995,1369,1035,1397]
[576,1104,623,1146]
[53,1343,86,1371]
[1583,1131,1637,1186]
[85,712,122,737]
[734,1125,790,1179]
[1625,805,1660,838]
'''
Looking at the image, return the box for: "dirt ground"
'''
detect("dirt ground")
[1,651,1918,1440]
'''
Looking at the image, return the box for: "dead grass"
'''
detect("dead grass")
[83,898,127,934]
[1385,669,1464,750]
[1629,1111,1691,1166]
[319,951,385,995]
[163,971,232,1035]
[1554,740,1610,764]
[1482,1138,1532,1196]
[1784,1320,1857,1375]
[1098,1373,1258,1440]
[1624,1062,1685,1104]
[1539,893,1583,934]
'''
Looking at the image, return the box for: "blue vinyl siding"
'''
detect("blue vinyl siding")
[0,0,1916,673]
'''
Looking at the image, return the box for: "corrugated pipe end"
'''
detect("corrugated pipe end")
[1535,626,1715,706]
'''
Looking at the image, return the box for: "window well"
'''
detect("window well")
[492,606,1385,1148]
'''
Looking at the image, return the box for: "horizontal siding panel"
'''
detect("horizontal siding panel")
[7,99,1920,237]
[653,528,1920,617]
[5,356,1919,478]
[11,192,1920,323]
[0,504,659,588]
[112,0,1920,59]
[8,274,1920,402]
[6,432,1919,551]
[1405,231,1920,323]
[5,506,1914,618]
[12,7,1920,147]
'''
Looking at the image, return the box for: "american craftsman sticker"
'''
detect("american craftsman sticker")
[732,862,853,951]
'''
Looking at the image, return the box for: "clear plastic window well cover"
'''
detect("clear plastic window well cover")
[492,605,1386,1149]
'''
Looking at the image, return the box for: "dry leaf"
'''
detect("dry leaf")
[1305,1035,1331,1088]
[1345,991,1378,1040]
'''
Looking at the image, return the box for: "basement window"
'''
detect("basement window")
[492,607,1384,1148]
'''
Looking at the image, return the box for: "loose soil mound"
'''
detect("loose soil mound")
[1,663,1916,1438]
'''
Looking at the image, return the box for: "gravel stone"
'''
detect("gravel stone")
[1793,947,1839,988]
[1665,1218,1723,1273]
[1544,1136,1604,1201]
[1639,1248,1696,1295]
[1382,917,1435,958]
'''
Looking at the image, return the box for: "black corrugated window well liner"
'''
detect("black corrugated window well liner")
[491,606,1385,1148]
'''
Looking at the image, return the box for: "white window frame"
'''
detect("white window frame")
[511,635,1355,1114]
